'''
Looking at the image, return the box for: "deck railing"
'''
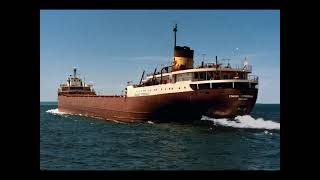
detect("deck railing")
[214,64,252,72]
[248,75,259,82]
[145,64,252,77]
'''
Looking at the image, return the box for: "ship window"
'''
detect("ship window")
[234,82,249,89]
[194,72,199,79]
[250,83,257,89]
[199,72,204,80]
[198,83,210,90]
[184,87,186,89]
[212,82,233,89]
[190,84,198,90]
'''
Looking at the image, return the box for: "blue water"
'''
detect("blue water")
[40,102,280,170]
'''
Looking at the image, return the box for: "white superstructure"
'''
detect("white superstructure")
[126,62,258,97]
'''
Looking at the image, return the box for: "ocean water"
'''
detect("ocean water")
[40,102,280,170]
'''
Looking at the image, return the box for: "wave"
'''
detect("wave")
[201,115,280,130]
[46,109,279,130]
[46,108,126,124]
[46,108,66,115]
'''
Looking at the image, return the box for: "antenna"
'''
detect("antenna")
[221,58,231,68]
[73,67,77,78]
[243,57,249,68]
[221,58,230,64]
[202,54,206,61]
[173,24,177,48]
[201,54,206,67]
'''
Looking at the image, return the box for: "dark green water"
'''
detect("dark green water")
[40,102,280,170]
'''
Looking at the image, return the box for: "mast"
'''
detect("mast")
[73,67,77,78]
[152,67,157,84]
[139,70,145,85]
[173,24,177,48]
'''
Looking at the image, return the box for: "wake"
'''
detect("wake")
[46,108,280,130]
[201,115,280,130]
[46,108,66,115]
[45,108,125,123]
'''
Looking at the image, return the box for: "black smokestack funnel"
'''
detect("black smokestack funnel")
[215,56,218,65]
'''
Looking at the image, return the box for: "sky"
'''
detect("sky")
[40,10,280,103]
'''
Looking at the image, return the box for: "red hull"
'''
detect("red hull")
[58,88,258,123]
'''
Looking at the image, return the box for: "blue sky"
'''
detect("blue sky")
[40,10,280,103]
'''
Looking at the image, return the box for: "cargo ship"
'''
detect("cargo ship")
[58,25,259,123]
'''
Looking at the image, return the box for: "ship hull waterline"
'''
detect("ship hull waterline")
[58,88,258,123]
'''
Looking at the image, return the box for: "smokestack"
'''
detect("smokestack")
[215,56,218,65]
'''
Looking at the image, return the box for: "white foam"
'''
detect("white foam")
[201,115,280,130]
[264,130,273,135]
[147,121,154,124]
[46,108,66,115]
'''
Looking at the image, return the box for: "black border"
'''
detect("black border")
[25,0,291,177]
[40,0,281,9]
